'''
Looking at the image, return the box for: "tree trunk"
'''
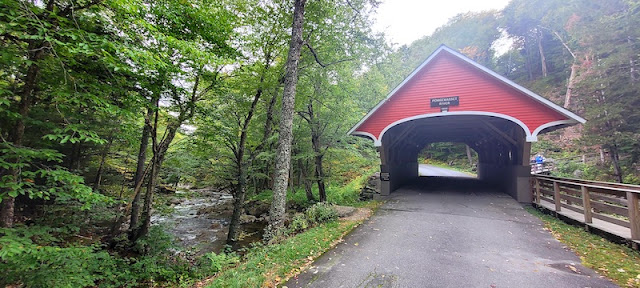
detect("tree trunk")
[564,62,578,108]
[308,102,326,202]
[134,108,152,187]
[525,38,534,81]
[121,155,151,237]
[547,29,578,109]
[0,42,44,228]
[130,69,201,242]
[538,30,548,78]
[67,142,83,171]
[300,158,315,202]
[609,144,623,183]
[257,93,278,192]
[0,198,15,228]
[131,125,176,241]
[129,108,152,230]
[227,162,247,243]
[133,153,160,241]
[266,0,307,239]
[314,153,326,202]
[466,145,473,166]
[93,135,114,191]
[227,79,264,244]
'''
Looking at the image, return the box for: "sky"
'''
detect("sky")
[373,0,511,46]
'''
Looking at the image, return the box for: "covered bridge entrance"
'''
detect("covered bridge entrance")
[349,45,585,202]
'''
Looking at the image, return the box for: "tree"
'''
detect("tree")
[266,0,308,239]
[102,0,238,241]
[0,0,133,227]
[577,0,640,183]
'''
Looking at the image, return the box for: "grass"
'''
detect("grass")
[526,206,640,287]
[249,171,372,209]
[203,220,361,288]
[200,169,377,287]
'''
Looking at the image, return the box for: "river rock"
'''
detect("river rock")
[198,201,233,216]
[157,185,177,194]
[573,169,584,178]
[333,205,356,218]
[245,200,270,217]
[240,214,257,223]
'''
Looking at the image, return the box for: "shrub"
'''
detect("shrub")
[0,226,120,288]
[288,213,310,233]
[305,203,338,225]
[0,225,220,287]
[200,251,240,274]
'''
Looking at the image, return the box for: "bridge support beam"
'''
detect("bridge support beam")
[517,142,533,203]
[477,164,530,202]
[477,141,532,203]
[378,144,418,197]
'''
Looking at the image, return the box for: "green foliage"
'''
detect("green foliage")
[0,226,116,288]
[208,221,357,288]
[0,225,242,287]
[305,203,338,224]
[0,142,110,208]
[624,174,640,185]
[553,160,586,178]
[326,171,371,205]
[288,213,310,233]
[417,143,477,174]
[201,251,240,274]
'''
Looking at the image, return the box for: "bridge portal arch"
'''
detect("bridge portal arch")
[349,45,585,202]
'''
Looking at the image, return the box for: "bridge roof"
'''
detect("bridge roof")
[349,45,585,146]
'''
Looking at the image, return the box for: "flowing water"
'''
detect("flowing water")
[151,189,234,253]
[150,188,266,254]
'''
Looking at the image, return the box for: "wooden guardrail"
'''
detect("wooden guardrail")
[532,175,640,243]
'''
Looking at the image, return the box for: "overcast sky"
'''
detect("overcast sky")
[373,0,511,46]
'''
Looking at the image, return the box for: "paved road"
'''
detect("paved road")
[418,164,472,177]
[285,177,617,288]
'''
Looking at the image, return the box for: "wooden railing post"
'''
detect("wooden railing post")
[535,178,541,204]
[581,186,592,224]
[628,192,640,241]
[553,181,561,212]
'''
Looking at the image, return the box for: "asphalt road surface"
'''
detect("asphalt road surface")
[418,164,472,177]
[284,177,617,288]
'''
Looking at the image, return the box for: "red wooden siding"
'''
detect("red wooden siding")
[355,51,568,139]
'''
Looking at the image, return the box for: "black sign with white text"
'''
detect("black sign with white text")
[430,96,459,107]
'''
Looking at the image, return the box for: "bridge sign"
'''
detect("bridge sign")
[430,96,459,107]
[347,44,586,203]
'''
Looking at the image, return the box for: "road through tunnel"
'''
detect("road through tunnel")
[349,45,585,202]
[379,114,532,201]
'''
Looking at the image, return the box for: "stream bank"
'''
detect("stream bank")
[151,188,269,254]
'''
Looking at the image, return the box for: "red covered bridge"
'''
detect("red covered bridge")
[349,45,585,202]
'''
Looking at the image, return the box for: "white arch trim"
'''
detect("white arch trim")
[350,131,377,143]
[347,45,585,138]
[531,120,577,138]
[368,111,537,146]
